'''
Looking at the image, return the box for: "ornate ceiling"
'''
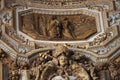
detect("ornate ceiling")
[0,0,120,80]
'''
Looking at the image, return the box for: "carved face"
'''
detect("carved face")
[58,55,68,67]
